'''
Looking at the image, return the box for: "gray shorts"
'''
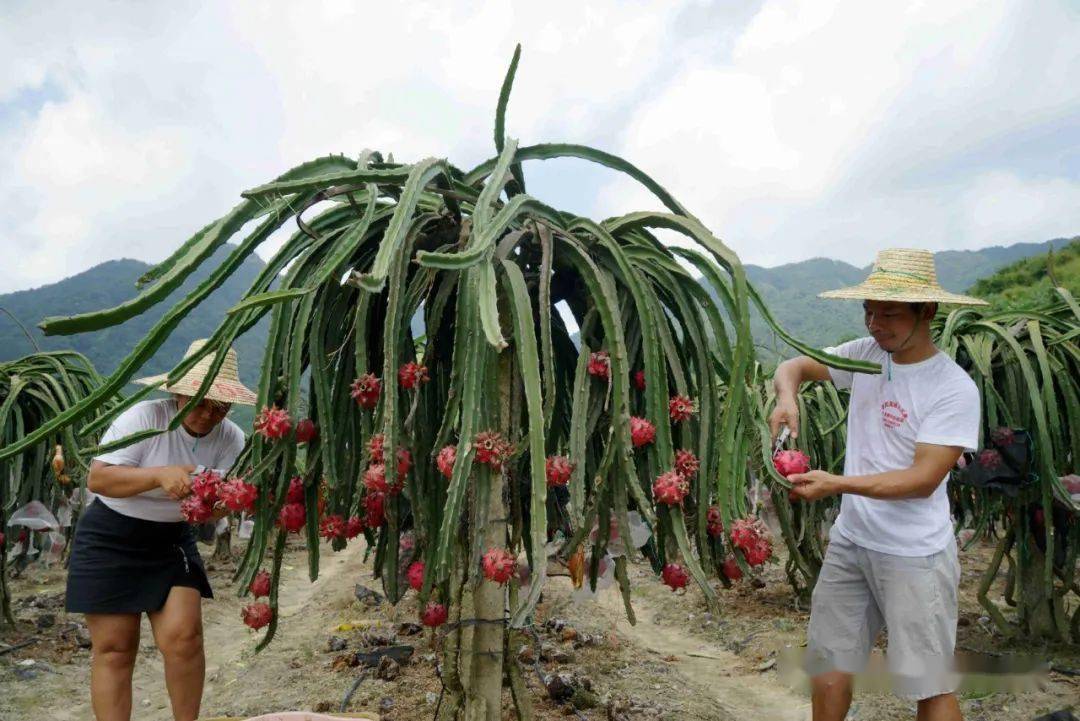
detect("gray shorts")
[805,526,961,701]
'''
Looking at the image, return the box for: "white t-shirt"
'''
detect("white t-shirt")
[824,337,980,556]
[92,398,246,522]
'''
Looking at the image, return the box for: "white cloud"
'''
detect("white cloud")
[0,0,1077,294]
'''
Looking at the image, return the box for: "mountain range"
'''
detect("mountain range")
[1,236,1074,402]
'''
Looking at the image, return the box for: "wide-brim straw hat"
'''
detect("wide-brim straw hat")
[134,339,258,406]
[819,248,988,306]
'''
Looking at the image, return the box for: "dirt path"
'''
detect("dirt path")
[588,578,811,721]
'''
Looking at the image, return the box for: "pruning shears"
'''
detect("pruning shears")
[773,424,791,456]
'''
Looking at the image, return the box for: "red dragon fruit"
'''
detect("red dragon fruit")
[286,476,305,504]
[674,449,700,478]
[436,445,457,479]
[978,449,1003,470]
[668,395,696,423]
[481,547,517,585]
[629,417,656,448]
[319,514,346,541]
[652,471,689,506]
[345,516,364,539]
[398,362,430,390]
[363,492,386,528]
[218,477,258,513]
[406,561,425,592]
[474,431,510,471]
[254,405,292,440]
[277,502,306,533]
[396,448,412,479]
[731,516,773,567]
[421,601,448,627]
[350,373,381,410]
[295,418,318,444]
[180,495,214,524]
[706,506,724,538]
[633,369,646,390]
[990,426,1014,447]
[721,556,743,581]
[241,602,273,630]
[190,468,223,503]
[368,433,386,462]
[545,455,574,488]
[587,351,611,380]
[249,570,271,598]
[661,563,690,591]
[773,449,811,477]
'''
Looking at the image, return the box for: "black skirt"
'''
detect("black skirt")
[66,498,213,614]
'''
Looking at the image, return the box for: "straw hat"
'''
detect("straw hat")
[134,339,258,406]
[819,248,987,306]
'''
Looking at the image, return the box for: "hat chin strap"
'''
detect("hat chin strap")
[884,319,924,382]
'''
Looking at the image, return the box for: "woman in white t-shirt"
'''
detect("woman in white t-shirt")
[66,340,253,721]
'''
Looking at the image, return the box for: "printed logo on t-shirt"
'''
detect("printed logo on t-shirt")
[880,400,909,429]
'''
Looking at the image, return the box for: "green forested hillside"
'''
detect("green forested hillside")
[968,237,1080,310]
[0,245,270,427]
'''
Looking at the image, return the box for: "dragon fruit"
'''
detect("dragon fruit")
[421,601,448,627]
[481,547,517,585]
[545,455,574,488]
[436,445,457,479]
[587,351,610,380]
[295,418,318,444]
[286,476,305,504]
[398,362,430,389]
[706,506,724,538]
[254,405,292,440]
[368,433,386,462]
[407,561,425,591]
[661,563,689,591]
[277,502,306,533]
[180,495,214,524]
[652,471,689,506]
[396,448,412,479]
[363,492,386,528]
[633,369,646,390]
[190,468,223,503]
[772,449,811,477]
[241,602,273,630]
[721,556,743,581]
[319,514,346,541]
[674,449,700,478]
[629,417,656,448]
[474,431,510,471]
[668,395,695,423]
[731,516,773,567]
[350,373,381,410]
[249,570,271,598]
[978,449,1003,470]
[345,516,364,539]
[990,426,1014,447]
[218,477,258,513]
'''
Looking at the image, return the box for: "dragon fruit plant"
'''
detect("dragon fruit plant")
[6,46,881,714]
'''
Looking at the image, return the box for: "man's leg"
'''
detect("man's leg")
[806,531,883,721]
[148,586,204,721]
[85,612,141,721]
[811,670,854,721]
[916,693,963,721]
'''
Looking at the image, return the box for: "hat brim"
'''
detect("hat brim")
[133,374,259,406]
[818,283,988,306]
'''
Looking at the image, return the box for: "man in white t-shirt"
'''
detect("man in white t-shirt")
[769,249,987,721]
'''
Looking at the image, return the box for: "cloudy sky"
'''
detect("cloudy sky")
[1,0,1078,294]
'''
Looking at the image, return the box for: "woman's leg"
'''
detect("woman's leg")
[148,586,205,721]
[85,612,141,721]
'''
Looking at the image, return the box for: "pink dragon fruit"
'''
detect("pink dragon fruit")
[398,362,430,390]
[421,601,448,627]
[319,514,346,541]
[406,561,425,592]
[277,502,306,533]
[587,351,611,380]
[629,417,656,448]
[652,471,689,506]
[180,495,214,524]
[545,455,574,488]
[481,547,517,585]
[218,477,258,513]
[241,602,273,630]
[674,449,700,478]
[254,405,292,440]
[436,445,457,479]
[249,570,271,598]
[668,395,695,423]
[190,468,223,503]
[295,418,318,444]
[474,431,510,471]
[350,373,381,410]
[661,563,689,590]
[772,449,811,477]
